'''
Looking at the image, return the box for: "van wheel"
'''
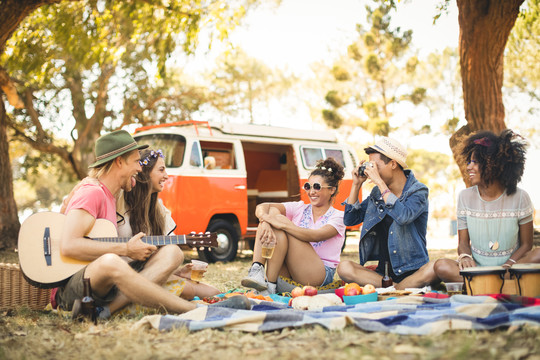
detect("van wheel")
[197,219,238,263]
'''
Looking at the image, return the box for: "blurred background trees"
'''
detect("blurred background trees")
[1,0,538,249]
[322,1,425,135]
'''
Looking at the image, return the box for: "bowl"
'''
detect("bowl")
[269,294,292,305]
[334,287,345,301]
[343,291,378,305]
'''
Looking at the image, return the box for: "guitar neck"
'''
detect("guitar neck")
[93,235,187,247]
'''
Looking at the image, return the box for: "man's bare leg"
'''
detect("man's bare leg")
[85,252,196,314]
[105,245,184,313]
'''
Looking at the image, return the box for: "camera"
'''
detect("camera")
[358,162,370,177]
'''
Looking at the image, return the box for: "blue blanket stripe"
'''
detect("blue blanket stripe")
[148,296,540,334]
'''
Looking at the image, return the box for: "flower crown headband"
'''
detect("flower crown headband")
[139,149,164,166]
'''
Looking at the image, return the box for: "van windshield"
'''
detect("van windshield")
[134,134,186,168]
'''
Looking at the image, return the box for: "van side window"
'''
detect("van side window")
[301,146,345,168]
[325,149,345,166]
[200,141,236,170]
[302,147,324,168]
[190,142,202,167]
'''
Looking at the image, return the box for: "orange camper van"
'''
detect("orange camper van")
[134,121,359,262]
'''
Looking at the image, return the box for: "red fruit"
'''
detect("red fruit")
[344,283,363,296]
[291,286,304,298]
[303,285,318,296]
[347,288,360,296]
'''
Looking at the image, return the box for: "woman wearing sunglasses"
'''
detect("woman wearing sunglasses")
[241,157,346,294]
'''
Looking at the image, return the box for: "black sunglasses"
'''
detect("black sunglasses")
[303,182,332,191]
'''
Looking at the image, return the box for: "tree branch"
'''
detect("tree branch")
[22,88,49,141]
[0,66,24,109]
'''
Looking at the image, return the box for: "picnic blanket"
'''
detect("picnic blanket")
[134,294,540,335]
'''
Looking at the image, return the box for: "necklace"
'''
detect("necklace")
[479,187,504,252]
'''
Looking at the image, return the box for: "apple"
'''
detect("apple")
[344,283,363,296]
[345,288,360,296]
[363,284,376,294]
[303,285,318,296]
[291,286,304,298]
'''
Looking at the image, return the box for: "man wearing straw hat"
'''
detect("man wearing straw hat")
[337,137,438,290]
[56,130,250,318]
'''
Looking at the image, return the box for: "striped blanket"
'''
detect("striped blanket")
[134,295,540,335]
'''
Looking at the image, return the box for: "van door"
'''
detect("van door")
[188,138,247,262]
[242,142,301,230]
[134,133,247,262]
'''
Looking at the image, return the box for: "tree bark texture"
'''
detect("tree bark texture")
[0,0,71,250]
[450,0,524,185]
[0,99,20,250]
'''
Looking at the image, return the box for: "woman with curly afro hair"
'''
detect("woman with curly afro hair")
[434,130,540,282]
[241,157,346,294]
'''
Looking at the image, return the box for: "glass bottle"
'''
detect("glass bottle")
[381,261,393,288]
[81,277,97,324]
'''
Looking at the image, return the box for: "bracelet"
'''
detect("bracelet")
[507,258,516,263]
[380,189,391,199]
[457,253,473,262]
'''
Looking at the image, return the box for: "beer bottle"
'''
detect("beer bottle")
[81,277,97,324]
[381,261,393,288]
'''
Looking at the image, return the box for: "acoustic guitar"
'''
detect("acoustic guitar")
[17,212,217,289]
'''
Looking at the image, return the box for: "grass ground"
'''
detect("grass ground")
[1,246,539,360]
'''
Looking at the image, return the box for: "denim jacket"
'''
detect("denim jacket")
[342,170,429,275]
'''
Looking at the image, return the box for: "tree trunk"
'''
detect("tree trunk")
[0,0,73,250]
[0,100,20,250]
[450,0,524,184]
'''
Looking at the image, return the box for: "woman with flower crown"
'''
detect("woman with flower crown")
[434,130,540,282]
[116,148,220,300]
[61,148,220,301]
[241,157,346,294]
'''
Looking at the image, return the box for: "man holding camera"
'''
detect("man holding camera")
[337,137,438,289]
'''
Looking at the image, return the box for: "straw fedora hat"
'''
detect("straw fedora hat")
[89,130,148,168]
[368,137,408,169]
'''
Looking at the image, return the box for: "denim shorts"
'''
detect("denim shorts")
[322,265,337,286]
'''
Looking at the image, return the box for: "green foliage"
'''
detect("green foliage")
[405,87,427,105]
[331,65,351,81]
[207,47,292,123]
[364,53,381,76]
[366,118,389,136]
[407,148,460,195]
[363,101,379,119]
[2,0,257,210]
[505,0,540,101]
[322,0,423,134]
[325,90,346,108]
[443,117,460,134]
[12,142,77,211]
[322,109,344,129]
[414,47,463,137]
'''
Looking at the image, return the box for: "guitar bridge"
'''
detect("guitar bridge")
[43,227,52,266]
